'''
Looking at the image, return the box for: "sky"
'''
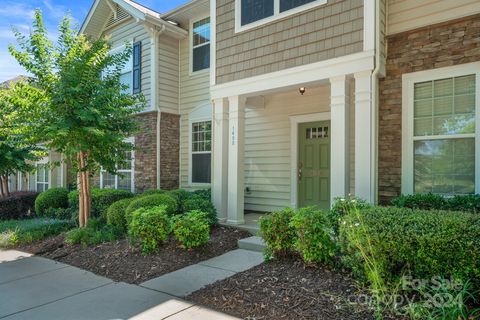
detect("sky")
[0,0,190,82]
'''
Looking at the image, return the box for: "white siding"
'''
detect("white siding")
[244,85,356,212]
[387,0,480,35]
[158,36,179,114]
[103,19,153,112]
[178,36,211,188]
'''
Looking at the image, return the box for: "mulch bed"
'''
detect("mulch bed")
[18,226,251,284]
[187,258,404,320]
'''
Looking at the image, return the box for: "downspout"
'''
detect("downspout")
[370,0,381,203]
[154,25,166,190]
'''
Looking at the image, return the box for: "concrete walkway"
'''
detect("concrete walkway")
[0,250,242,320]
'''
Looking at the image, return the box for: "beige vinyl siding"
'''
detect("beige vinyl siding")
[380,0,387,66]
[103,19,152,112]
[387,0,480,35]
[216,0,364,84]
[178,36,211,189]
[244,85,356,212]
[159,36,180,114]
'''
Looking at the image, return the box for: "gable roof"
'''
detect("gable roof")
[80,0,187,39]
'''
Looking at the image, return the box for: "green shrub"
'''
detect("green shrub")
[259,208,296,259]
[125,193,176,225]
[391,193,447,210]
[65,219,122,247]
[106,197,136,232]
[168,189,194,214]
[141,189,167,196]
[192,188,211,201]
[339,206,480,289]
[35,188,69,217]
[0,218,74,248]
[183,197,217,225]
[329,196,371,233]
[128,205,171,255]
[68,188,134,219]
[447,194,480,213]
[290,207,336,265]
[172,210,210,249]
[43,207,77,220]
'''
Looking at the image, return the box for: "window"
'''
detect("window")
[237,0,326,30]
[100,140,135,192]
[403,65,479,196]
[108,42,141,94]
[191,121,212,184]
[36,164,49,192]
[192,17,210,72]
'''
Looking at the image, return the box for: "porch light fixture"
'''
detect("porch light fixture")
[299,87,306,95]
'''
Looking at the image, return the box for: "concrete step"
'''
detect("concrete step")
[238,236,266,253]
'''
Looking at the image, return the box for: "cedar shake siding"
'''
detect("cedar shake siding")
[378,14,480,204]
[215,0,364,84]
[134,111,158,192]
[160,112,180,190]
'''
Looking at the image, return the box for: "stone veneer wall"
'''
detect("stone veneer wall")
[378,14,480,204]
[134,111,158,192]
[159,112,180,190]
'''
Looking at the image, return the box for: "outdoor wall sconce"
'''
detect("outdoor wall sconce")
[299,87,306,95]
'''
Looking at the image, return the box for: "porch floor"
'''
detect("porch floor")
[222,212,264,235]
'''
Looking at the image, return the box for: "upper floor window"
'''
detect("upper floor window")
[192,17,210,72]
[109,42,141,94]
[238,0,326,30]
[402,64,479,196]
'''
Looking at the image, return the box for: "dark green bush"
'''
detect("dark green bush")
[447,194,480,213]
[65,218,122,247]
[329,196,371,233]
[391,193,447,210]
[106,197,136,232]
[290,207,336,265]
[339,206,480,289]
[172,210,210,249]
[183,197,217,225]
[35,188,69,217]
[0,218,74,247]
[0,192,39,220]
[68,188,134,219]
[43,207,77,220]
[259,208,296,259]
[128,205,171,255]
[192,188,211,201]
[168,189,194,214]
[125,193,176,225]
[141,189,167,196]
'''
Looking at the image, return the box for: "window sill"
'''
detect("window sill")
[235,0,327,34]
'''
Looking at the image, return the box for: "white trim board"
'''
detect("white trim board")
[210,51,374,99]
[290,112,331,208]
[401,62,480,195]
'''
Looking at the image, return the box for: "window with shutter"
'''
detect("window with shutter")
[132,42,141,94]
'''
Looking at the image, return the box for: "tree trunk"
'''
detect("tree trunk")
[0,176,5,198]
[4,176,9,197]
[78,151,92,228]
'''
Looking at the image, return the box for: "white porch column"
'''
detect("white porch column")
[354,71,375,203]
[227,95,246,225]
[330,75,350,204]
[212,98,229,222]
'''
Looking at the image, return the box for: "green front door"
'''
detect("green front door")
[298,121,331,209]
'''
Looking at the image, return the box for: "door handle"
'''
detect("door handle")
[298,162,303,182]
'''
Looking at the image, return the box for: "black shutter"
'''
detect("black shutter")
[132,41,141,94]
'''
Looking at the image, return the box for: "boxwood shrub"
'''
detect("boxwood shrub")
[259,208,296,259]
[0,192,39,220]
[172,210,210,249]
[35,188,69,217]
[391,193,480,213]
[125,193,176,225]
[128,205,171,255]
[183,197,217,225]
[168,189,194,214]
[68,188,134,219]
[106,197,136,232]
[339,206,480,289]
[141,189,167,196]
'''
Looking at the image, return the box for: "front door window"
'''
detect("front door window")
[298,121,331,209]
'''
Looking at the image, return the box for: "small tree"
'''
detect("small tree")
[9,10,144,226]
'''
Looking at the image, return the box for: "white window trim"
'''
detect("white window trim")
[235,0,327,33]
[401,62,480,195]
[35,161,50,192]
[189,14,211,75]
[100,137,135,193]
[188,111,212,187]
[105,42,134,94]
